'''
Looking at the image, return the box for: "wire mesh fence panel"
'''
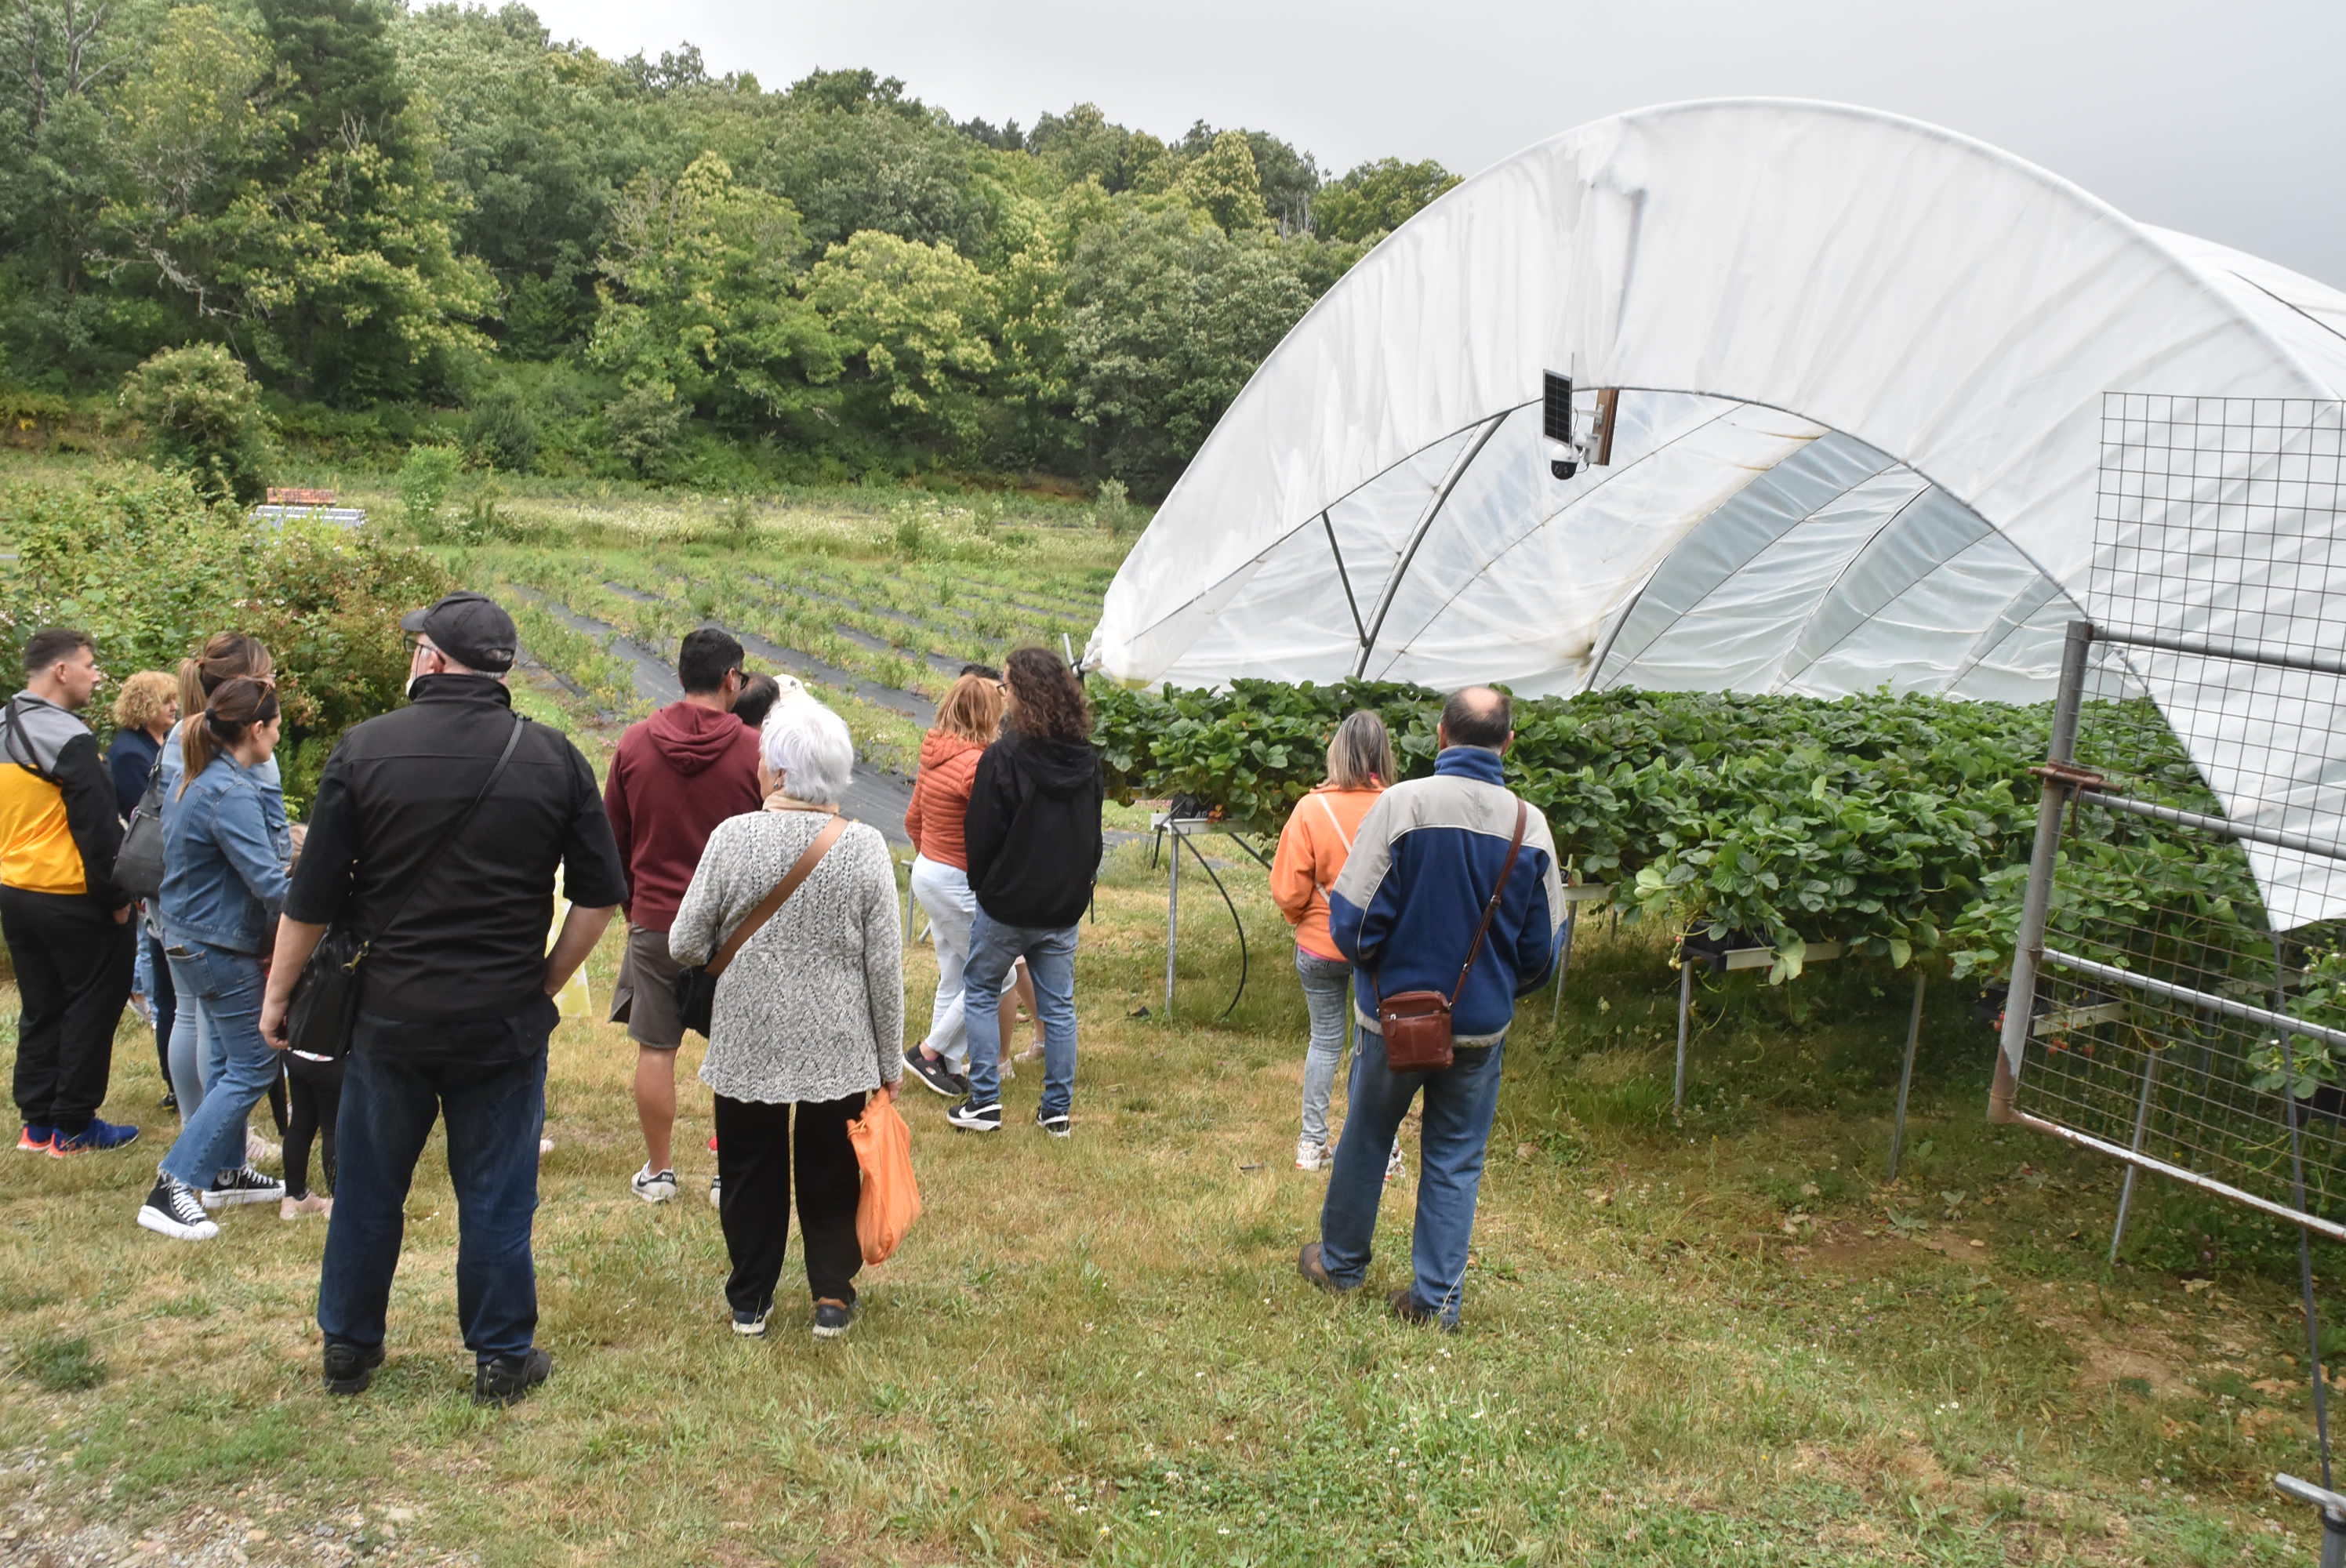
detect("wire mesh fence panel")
[1999,395,2346,1240]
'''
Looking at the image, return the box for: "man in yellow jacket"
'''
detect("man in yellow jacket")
[2,628,139,1155]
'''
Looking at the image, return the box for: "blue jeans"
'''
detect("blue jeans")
[155,942,274,1189]
[1295,946,1353,1148]
[162,952,217,1117]
[1318,1029,1507,1326]
[317,1007,552,1363]
[961,912,1077,1116]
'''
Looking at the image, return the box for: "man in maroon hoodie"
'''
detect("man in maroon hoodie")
[605,629,761,1205]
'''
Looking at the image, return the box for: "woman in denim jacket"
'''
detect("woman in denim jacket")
[138,677,294,1241]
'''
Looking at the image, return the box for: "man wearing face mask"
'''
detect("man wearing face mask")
[260,592,626,1408]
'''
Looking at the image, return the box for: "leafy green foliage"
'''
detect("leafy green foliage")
[0,465,450,812]
[395,441,460,532]
[118,344,272,504]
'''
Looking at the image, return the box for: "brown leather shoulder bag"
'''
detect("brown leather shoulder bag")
[1374,800,1529,1073]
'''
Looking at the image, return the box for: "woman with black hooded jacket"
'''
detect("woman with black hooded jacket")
[943,647,1103,1138]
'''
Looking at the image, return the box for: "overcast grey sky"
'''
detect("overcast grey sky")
[520,0,2346,286]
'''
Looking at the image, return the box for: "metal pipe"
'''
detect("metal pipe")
[2080,789,2346,867]
[1991,620,2095,1122]
[1887,971,1927,1181]
[1352,412,1508,680]
[1550,901,1579,1025]
[2004,1109,2346,1242]
[1164,821,1182,1014]
[2107,1050,2162,1262]
[2098,626,2346,681]
[2043,948,2346,1055]
[1673,955,1693,1113]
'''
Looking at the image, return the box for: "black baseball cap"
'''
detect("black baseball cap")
[401,591,518,673]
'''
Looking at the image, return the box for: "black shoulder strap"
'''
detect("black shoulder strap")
[2,698,55,784]
[364,712,526,948]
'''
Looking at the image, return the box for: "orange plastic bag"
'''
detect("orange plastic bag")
[848,1091,921,1265]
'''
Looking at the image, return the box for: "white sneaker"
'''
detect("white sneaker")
[632,1163,677,1203]
[246,1129,279,1164]
[1295,1139,1330,1172]
[1385,1142,1406,1183]
[708,1173,722,1210]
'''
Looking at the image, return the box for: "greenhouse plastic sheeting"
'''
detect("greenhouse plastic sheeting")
[1088,99,2346,927]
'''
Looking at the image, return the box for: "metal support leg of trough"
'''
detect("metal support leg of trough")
[1550,901,1581,1026]
[2276,1475,2346,1568]
[1163,822,1182,1016]
[2108,1049,2163,1262]
[1887,971,1928,1182]
[1673,956,1693,1113]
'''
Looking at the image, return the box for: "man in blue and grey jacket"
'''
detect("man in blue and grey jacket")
[1298,686,1563,1330]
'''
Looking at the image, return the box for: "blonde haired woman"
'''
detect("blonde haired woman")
[108,671,180,1105]
[1269,710,1396,1171]
[899,671,1008,1098]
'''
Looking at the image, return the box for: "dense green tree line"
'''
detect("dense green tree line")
[0,0,1460,490]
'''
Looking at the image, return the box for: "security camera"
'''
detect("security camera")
[1543,370,1618,478]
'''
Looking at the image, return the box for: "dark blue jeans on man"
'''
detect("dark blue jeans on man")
[959,911,1078,1116]
[317,1000,555,1366]
[1317,1029,1507,1327]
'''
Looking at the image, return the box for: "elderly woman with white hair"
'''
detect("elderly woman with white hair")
[669,695,903,1341]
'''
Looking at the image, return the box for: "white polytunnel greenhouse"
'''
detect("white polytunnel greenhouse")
[1086,97,2346,927]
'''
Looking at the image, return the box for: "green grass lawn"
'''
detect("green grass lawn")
[0,819,2332,1566]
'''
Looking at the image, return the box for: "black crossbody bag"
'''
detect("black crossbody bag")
[285,713,525,1059]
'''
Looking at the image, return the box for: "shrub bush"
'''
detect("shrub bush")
[0,465,450,814]
[465,383,540,474]
[605,384,687,480]
[398,444,463,535]
[118,346,273,506]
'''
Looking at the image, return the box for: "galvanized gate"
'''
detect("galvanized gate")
[1991,394,2346,1555]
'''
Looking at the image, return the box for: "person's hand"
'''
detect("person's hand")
[111,905,130,925]
[260,992,292,1051]
[879,1079,899,1104]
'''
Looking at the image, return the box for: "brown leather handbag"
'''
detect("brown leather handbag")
[1373,800,1529,1073]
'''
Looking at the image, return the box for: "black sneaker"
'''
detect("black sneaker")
[136,1174,220,1242]
[946,1098,1000,1133]
[903,1048,969,1098]
[322,1340,384,1396]
[474,1346,554,1407]
[202,1163,285,1209]
[1033,1108,1071,1138]
[812,1298,856,1339]
[732,1306,769,1338]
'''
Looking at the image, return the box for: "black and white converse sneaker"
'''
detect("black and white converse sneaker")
[138,1174,220,1241]
[946,1098,1001,1133]
[1033,1108,1071,1138]
[202,1163,285,1209]
[812,1298,856,1339]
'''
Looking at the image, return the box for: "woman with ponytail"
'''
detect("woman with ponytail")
[139,677,293,1240]
[157,636,283,1149]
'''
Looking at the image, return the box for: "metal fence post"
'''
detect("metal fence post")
[1989,619,2094,1124]
[1163,821,1182,1015]
[1887,971,1927,1181]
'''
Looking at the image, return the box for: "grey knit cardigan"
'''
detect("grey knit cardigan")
[669,807,906,1105]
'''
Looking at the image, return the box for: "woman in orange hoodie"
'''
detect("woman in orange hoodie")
[1269,710,1396,1171]
[902,673,1010,1098]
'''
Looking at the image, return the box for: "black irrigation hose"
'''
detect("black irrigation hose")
[1159,826,1251,1022]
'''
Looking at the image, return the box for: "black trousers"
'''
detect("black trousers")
[284,1051,345,1198]
[714,1092,865,1316]
[3,887,134,1131]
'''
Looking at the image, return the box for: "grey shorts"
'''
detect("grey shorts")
[610,924,687,1050]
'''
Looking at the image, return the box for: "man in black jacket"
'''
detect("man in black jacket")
[1,628,139,1155]
[260,592,626,1407]
[946,648,1103,1138]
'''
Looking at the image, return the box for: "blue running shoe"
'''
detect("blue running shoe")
[49,1119,140,1156]
[16,1123,53,1152]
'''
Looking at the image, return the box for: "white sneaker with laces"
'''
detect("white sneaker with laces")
[139,1174,220,1242]
[1385,1141,1406,1182]
[708,1173,722,1210]
[632,1163,678,1203]
[1295,1139,1330,1172]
